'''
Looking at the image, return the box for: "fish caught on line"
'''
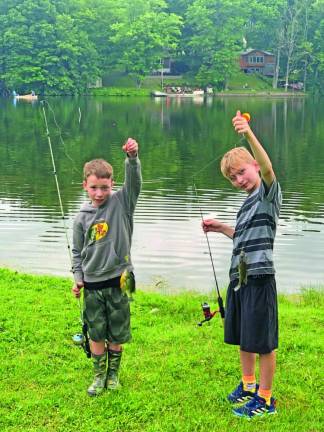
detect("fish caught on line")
[120,269,135,300]
[234,250,248,291]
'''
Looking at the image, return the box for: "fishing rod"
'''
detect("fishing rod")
[193,180,225,326]
[194,112,251,326]
[40,100,91,358]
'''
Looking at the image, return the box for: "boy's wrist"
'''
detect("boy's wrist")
[127,152,137,158]
[245,129,254,141]
[73,271,84,283]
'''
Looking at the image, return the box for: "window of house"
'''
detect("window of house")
[248,55,264,64]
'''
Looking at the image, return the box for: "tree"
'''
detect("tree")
[0,0,99,94]
[185,0,248,88]
[305,0,324,93]
[109,0,182,87]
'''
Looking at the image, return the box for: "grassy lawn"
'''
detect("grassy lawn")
[0,268,323,431]
[226,71,273,91]
[91,70,291,96]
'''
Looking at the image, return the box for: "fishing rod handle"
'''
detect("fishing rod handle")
[217,296,225,319]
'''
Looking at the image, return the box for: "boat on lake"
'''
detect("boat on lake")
[151,89,205,97]
[14,94,38,101]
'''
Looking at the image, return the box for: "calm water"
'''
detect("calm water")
[0,95,323,294]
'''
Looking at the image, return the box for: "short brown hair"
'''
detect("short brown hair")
[83,159,113,180]
[220,147,255,179]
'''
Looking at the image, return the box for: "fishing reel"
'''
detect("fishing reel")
[197,302,219,326]
[72,333,85,345]
[72,323,91,358]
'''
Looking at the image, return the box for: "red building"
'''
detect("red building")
[240,49,276,76]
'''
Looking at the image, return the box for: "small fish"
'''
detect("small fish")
[234,250,248,291]
[120,269,135,300]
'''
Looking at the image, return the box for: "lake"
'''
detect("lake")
[0,95,323,294]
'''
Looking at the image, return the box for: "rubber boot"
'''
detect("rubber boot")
[87,352,107,397]
[106,349,122,390]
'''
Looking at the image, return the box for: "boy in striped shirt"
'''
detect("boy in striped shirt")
[202,110,282,418]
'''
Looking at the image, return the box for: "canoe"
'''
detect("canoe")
[15,94,38,101]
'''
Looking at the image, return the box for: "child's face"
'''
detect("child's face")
[83,175,113,207]
[228,161,261,193]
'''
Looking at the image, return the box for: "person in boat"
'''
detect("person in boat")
[202,111,282,419]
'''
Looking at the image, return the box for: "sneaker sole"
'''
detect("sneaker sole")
[233,409,277,419]
[228,395,255,404]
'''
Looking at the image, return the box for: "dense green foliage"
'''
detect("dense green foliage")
[0,0,323,94]
[0,268,323,431]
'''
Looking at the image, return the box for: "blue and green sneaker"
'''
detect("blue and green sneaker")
[227,381,258,404]
[233,394,277,419]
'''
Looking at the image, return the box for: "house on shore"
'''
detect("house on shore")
[240,49,275,76]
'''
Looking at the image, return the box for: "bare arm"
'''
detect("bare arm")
[232,111,275,187]
[202,218,234,239]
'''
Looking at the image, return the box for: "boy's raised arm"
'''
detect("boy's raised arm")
[232,110,275,187]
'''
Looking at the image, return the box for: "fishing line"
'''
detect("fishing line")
[193,113,251,325]
[192,179,225,323]
[40,100,84,328]
[41,100,81,175]
[192,181,221,295]
[193,119,249,324]
[193,135,246,179]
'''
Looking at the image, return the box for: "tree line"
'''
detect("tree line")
[0,0,323,94]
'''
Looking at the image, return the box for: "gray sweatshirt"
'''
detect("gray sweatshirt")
[72,156,142,284]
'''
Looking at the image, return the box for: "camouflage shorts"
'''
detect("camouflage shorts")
[83,287,131,344]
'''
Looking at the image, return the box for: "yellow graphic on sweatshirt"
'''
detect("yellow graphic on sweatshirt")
[89,221,109,241]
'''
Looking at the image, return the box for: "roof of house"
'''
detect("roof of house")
[241,49,274,56]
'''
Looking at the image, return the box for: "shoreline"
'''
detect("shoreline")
[213,91,306,97]
[0,266,322,296]
[4,89,308,98]
[89,88,307,97]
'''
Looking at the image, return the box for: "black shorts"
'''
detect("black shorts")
[224,275,278,354]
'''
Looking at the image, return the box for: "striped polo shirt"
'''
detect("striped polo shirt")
[229,179,282,281]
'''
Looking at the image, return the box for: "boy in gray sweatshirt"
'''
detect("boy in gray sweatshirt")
[72,138,142,396]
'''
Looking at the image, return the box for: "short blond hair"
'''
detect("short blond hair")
[220,147,255,179]
[83,159,113,180]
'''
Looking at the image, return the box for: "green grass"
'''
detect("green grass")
[0,268,323,431]
[94,70,288,95]
[226,71,273,91]
[89,76,192,96]
[89,87,151,96]
[102,71,195,90]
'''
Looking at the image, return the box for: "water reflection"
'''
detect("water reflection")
[0,96,323,293]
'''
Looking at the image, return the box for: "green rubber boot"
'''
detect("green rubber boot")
[106,349,122,390]
[87,352,107,397]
